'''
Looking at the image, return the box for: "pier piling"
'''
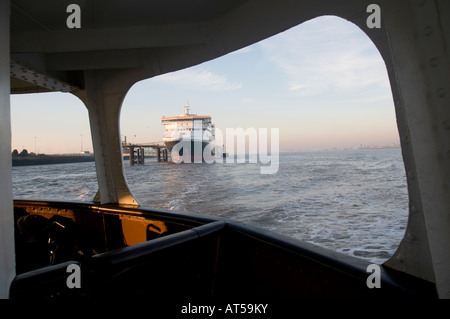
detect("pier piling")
[123,142,168,164]
[129,146,134,165]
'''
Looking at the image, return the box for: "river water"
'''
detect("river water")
[12,148,408,264]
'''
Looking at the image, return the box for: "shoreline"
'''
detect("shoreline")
[12,154,95,167]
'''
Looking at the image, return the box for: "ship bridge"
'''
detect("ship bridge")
[1,0,450,298]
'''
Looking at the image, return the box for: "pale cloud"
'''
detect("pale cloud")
[155,68,242,91]
[259,16,390,96]
[288,83,306,91]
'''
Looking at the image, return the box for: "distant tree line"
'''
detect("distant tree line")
[11,149,34,157]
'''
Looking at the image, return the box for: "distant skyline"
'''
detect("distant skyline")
[11,16,399,154]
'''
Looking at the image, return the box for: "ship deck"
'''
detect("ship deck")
[10,200,436,303]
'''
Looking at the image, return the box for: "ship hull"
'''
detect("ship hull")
[164,139,215,162]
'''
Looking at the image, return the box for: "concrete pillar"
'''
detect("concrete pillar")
[0,0,15,298]
[79,70,139,206]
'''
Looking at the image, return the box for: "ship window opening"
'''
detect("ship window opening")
[11,92,97,202]
[119,15,406,265]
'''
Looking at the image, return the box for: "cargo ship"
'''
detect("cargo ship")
[161,105,215,162]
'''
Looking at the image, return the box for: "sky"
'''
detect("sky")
[10,16,399,154]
